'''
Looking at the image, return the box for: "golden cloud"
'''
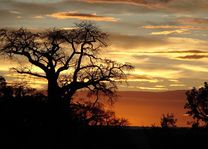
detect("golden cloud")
[143,25,208,30]
[151,29,188,35]
[137,86,168,91]
[132,68,182,79]
[47,11,117,22]
[170,84,185,87]
[127,74,159,83]
[177,64,208,73]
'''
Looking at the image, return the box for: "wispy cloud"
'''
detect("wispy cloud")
[177,17,208,24]
[109,33,168,49]
[143,25,208,30]
[137,86,168,91]
[32,15,45,19]
[151,29,188,35]
[47,11,117,22]
[177,64,208,73]
[79,0,208,14]
[9,10,21,14]
[169,84,185,87]
[177,54,208,59]
[80,0,174,6]
[128,74,159,83]
[135,50,208,54]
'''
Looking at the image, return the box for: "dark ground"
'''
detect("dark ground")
[1,125,208,149]
[0,96,207,149]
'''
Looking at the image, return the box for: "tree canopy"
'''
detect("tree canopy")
[185,82,208,127]
[0,22,133,107]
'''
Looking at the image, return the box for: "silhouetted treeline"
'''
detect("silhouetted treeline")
[0,76,129,148]
[2,75,208,148]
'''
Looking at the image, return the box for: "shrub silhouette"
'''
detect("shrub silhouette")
[160,113,177,128]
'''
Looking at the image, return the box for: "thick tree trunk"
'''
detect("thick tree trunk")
[47,77,70,145]
[47,77,65,126]
[48,77,60,103]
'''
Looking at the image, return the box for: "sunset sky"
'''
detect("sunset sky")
[0,0,208,126]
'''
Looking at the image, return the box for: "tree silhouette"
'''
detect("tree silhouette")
[0,22,133,111]
[71,101,129,126]
[0,76,13,99]
[185,82,208,127]
[0,76,6,97]
[160,113,177,128]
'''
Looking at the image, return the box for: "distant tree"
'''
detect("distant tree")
[185,82,208,127]
[0,76,6,97]
[187,120,200,128]
[0,76,6,88]
[12,82,36,98]
[0,22,133,113]
[160,113,177,128]
[71,102,129,126]
[0,76,45,100]
[0,76,14,99]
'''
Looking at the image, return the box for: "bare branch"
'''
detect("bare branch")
[0,22,133,106]
[11,67,47,79]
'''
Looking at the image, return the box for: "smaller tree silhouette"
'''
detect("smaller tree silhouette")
[0,76,6,97]
[185,82,208,127]
[187,120,199,128]
[160,113,177,128]
[71,102,129,126]
[12,82,36,98]
[0,76,13,99]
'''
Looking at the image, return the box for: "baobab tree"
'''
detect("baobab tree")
[0,22,133,111]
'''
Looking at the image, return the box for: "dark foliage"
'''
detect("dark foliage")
[160,113,177,128]
[185,82,208,127]
[71,102,128,126]
[0,76,129,148]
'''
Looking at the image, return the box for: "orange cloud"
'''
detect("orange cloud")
[47,11,117,22]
